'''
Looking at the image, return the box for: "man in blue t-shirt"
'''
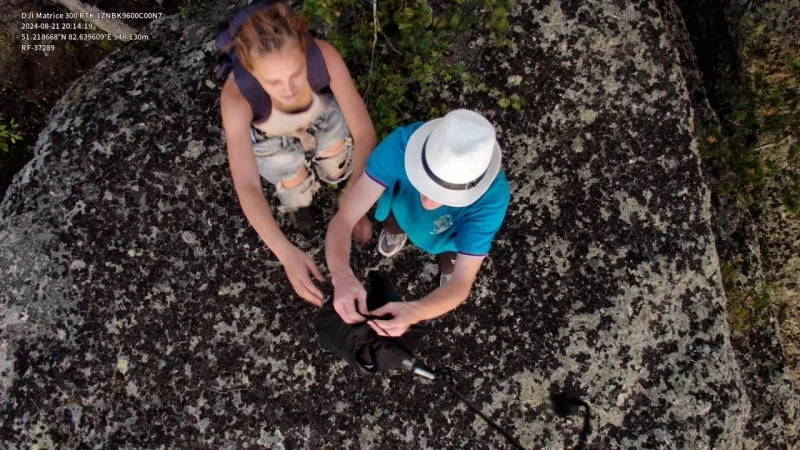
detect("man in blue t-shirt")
[325,109,510,336]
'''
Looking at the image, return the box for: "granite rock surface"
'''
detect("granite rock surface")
[663,1,800,447]
[0,0,796,448]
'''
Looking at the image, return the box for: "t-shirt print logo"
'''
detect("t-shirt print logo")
[430,215,453,235]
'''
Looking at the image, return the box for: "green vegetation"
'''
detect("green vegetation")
[180,0,213,19]
[493,89,526,110]
[0,14,118,176]
[302,0,517,138]
[0,116,23,153]
[721,261,775,333]
[704,55,799,333]
[700,55,800,213]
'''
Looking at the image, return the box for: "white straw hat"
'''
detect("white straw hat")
[405,109,502,207]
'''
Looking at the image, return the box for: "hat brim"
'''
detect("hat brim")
[405,119,502,208]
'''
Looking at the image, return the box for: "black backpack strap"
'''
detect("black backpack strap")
[404,363,528,450]
[212,53,234,87]
[231,53,273,124]
[306,39,332,92]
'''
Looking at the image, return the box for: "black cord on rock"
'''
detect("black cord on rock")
[407,362,592,450]
[432,368,527,450]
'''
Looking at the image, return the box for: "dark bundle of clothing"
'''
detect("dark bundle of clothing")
[316,271,425,374]
[315,273,588,450]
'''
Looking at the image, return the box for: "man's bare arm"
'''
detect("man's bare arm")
[367,254,485,337]
[413,255,485,320]
[325,175,385,322]
[326,176,384,277]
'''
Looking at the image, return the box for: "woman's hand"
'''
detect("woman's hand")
[277,244,325,307]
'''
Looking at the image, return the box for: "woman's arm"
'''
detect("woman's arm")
[315,39,378,187]
[220,80,325,305]
[220,80,294,258]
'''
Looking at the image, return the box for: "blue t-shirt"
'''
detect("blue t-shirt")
[365,122,510,256]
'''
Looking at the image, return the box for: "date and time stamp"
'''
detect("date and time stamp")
[18,11,163,52]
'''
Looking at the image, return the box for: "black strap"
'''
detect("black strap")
[578,404,591,450]
[437,372,527,450]
[412,365,527,450]
[410,364,593,449]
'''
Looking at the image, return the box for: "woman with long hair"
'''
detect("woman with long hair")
[215,1,377,306]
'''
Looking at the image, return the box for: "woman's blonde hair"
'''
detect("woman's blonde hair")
[232,3,310,72]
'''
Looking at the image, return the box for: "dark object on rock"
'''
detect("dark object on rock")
[550,392,592,450]
[287,205,315,234]
[315,271,424,374]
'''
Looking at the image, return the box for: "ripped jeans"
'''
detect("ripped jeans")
[251,93,354,212]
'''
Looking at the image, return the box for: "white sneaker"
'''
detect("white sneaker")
[440,273,453,287]
[378,229,407,257]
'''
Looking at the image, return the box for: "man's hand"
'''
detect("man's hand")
[332,272,368,323]
[352,214,373,245]
[277,244,325,307]
[368,302,421,337]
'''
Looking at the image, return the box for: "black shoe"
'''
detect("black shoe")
[288,206,314,233]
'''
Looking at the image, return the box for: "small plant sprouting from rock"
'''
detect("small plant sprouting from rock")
[721,261,774,334]
[786,142,800,213]
[0,116,23,154]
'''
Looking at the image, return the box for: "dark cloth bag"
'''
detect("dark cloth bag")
[316,271,425,374]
